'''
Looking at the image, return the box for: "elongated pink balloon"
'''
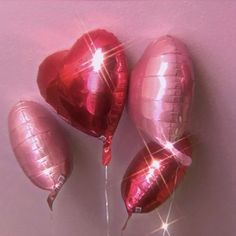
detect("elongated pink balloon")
[8,100,72,209]
[128,36,194,165]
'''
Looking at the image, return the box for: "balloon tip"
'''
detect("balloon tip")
[122,213,132,232]
[46,176,66,211]
[47,194,54,211]
[47,191,57,211]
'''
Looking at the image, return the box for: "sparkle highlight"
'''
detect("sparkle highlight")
[92,48,104,72]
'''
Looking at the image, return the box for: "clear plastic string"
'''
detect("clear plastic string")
[104,165,110,236]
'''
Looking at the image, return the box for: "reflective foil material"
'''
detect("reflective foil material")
[128,36,194,146]
[121,136,191,214]
[8,101,72,210]
[37,50,68,110]
[37,29,128,165]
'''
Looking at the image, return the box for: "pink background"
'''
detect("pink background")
[0,1,235,235]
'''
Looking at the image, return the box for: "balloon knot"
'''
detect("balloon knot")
[102,136,112,166]
[47,175,66,210]
[122,213,132,232]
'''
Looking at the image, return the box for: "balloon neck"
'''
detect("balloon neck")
[121,213,132,232]
[102,136,112,166]
[47,175,66,210]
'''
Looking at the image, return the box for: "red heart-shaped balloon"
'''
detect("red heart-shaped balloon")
[37,29,129,165]
[121,135,192,215]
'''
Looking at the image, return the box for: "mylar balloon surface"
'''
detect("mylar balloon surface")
[128,36,194,149]
[121,136,191,215]
[37,29,128,165]
[8,101,72,209]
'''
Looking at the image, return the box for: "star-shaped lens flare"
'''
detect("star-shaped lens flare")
[92,48,104,72]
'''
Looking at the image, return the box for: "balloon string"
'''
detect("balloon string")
[104,165,110,236]
[50,211,54,236]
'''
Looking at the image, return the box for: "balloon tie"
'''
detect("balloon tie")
[102,136,112,166]
[121,213,132,233]
[47,175,66,210]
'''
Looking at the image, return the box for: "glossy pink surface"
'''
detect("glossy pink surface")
[129,36,194,147]
[37,29,128,165]
[122,136,191,215]
[8,101,72,209]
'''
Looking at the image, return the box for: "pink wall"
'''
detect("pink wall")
[0,1,235,235]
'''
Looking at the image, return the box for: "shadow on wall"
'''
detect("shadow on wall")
[174,45,231,236]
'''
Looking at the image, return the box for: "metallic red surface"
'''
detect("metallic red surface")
[8,101,72,210]
[121,136,192,214]
[37,29,128,165]
[128,36,194,148]
[37,50,68,110]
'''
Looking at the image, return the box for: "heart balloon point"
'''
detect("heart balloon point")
[102,148,111,166]
[101,135,112,166]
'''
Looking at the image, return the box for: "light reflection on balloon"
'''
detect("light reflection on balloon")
[128,35,195,149]
[92,48,104,72]
[37,29,129,166]
[8,100,72,210]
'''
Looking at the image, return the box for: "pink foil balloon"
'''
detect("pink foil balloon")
[128,36,194,165]
[8,101,72,210]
